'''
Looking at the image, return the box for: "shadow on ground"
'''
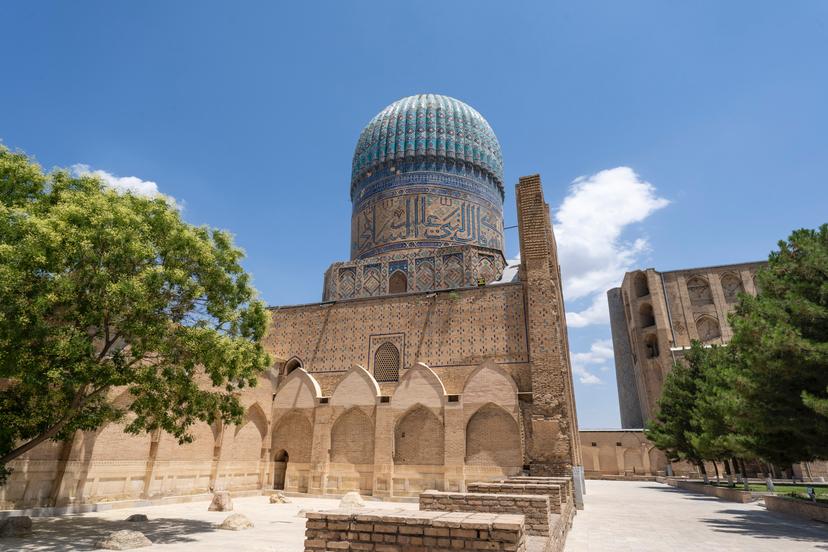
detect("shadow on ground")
[644,483,828,548]
[702,509,828,548]
[0,516,217,551]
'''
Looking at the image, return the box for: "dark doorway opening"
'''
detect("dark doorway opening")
[274,449,288,490]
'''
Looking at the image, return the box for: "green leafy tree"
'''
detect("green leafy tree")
[646,343,708,480]
[726,224,828,466]
[0,147,271,482]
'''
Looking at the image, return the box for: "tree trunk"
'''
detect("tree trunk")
[731,458,742,483]
[739,459,750,491]
[0,418,72,466]
[724,459,733,486]
[698,461,709,484]
[0,384,105,468]
[713,461,720,484]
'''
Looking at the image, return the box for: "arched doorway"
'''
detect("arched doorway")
[273,449,289,490]
[389,270,407,294]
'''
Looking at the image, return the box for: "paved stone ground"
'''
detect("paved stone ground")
[566,480,828,551]
[0,495,417,551]
[4,483,827,551]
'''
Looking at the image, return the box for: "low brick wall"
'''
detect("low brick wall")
[304,509,526,552]
[673,481,756,503]
[468,482,563,514]
[765,495,828,523]
[504,477,573,500]
[420,490,551,537]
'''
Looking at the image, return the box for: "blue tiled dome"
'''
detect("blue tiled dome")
[351,94,504,201]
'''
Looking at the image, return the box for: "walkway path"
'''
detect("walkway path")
[0,495,416,551]
[565,480,828,551]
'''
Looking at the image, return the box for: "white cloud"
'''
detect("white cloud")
[565,294,610,328]
[571,339,614,385]
[554,167,669,327]
[72,164,180,209]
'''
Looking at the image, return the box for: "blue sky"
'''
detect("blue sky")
[2,1,827,428]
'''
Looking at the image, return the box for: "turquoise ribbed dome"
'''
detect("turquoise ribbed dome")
[351,94,503,200]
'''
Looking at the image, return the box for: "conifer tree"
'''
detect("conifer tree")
[726,224,828,466]
[647,344,708,480]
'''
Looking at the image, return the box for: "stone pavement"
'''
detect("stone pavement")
[4,483,827,551]
[565,480,828,551]
[0,495,417,551]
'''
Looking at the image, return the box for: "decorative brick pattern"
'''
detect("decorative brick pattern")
[303,508,526,552]
[269,284,528,374]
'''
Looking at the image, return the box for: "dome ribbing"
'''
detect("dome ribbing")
[351,94,503,201]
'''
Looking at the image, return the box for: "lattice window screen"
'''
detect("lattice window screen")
[374,342,400,382]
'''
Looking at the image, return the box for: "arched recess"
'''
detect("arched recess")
[696,316,721,343]
[687,276,713,306]
[84,390,151,463]
[389,270,407,294]
[156,422,215,462]
[720,273,744,303]
[331,364,380,408]
[330,408,374,464]
[465,403,521,467]
[462,361,518,410]
[644,333,659,359]
[639,303,655,328]
[391,362,446,411]
[231,403,268,461]
[88,418,152,462]
[623,448,644,473]
[273,368,322,410]
[284,357,303,376]
[633,272,649,297]
[394,404,444,466]
[271,411,313,463]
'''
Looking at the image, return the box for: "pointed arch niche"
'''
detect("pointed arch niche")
[330,408,374,465]
[465,403,521,467]
[394,405,444,466]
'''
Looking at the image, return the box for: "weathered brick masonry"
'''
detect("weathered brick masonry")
[419,490,552,537]
[467,482,564,515]
[516,176,581,478]
[303,509,527,552]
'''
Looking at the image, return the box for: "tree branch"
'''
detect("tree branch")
[0,383,110,466]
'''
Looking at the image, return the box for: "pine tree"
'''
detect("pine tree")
[726,224,828,466]
[647,344,708,478]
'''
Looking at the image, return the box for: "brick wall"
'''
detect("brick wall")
[267,283,529,378]
[467,482,563,514]
[503,477,573,500]
[516,175,581,477]
[419,490,551,537]
[304,509,526,552]
[394,406,444,466]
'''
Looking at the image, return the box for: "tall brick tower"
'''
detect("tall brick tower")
[516,175,583,496]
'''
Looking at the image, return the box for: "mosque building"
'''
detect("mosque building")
[0,94,583,509]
